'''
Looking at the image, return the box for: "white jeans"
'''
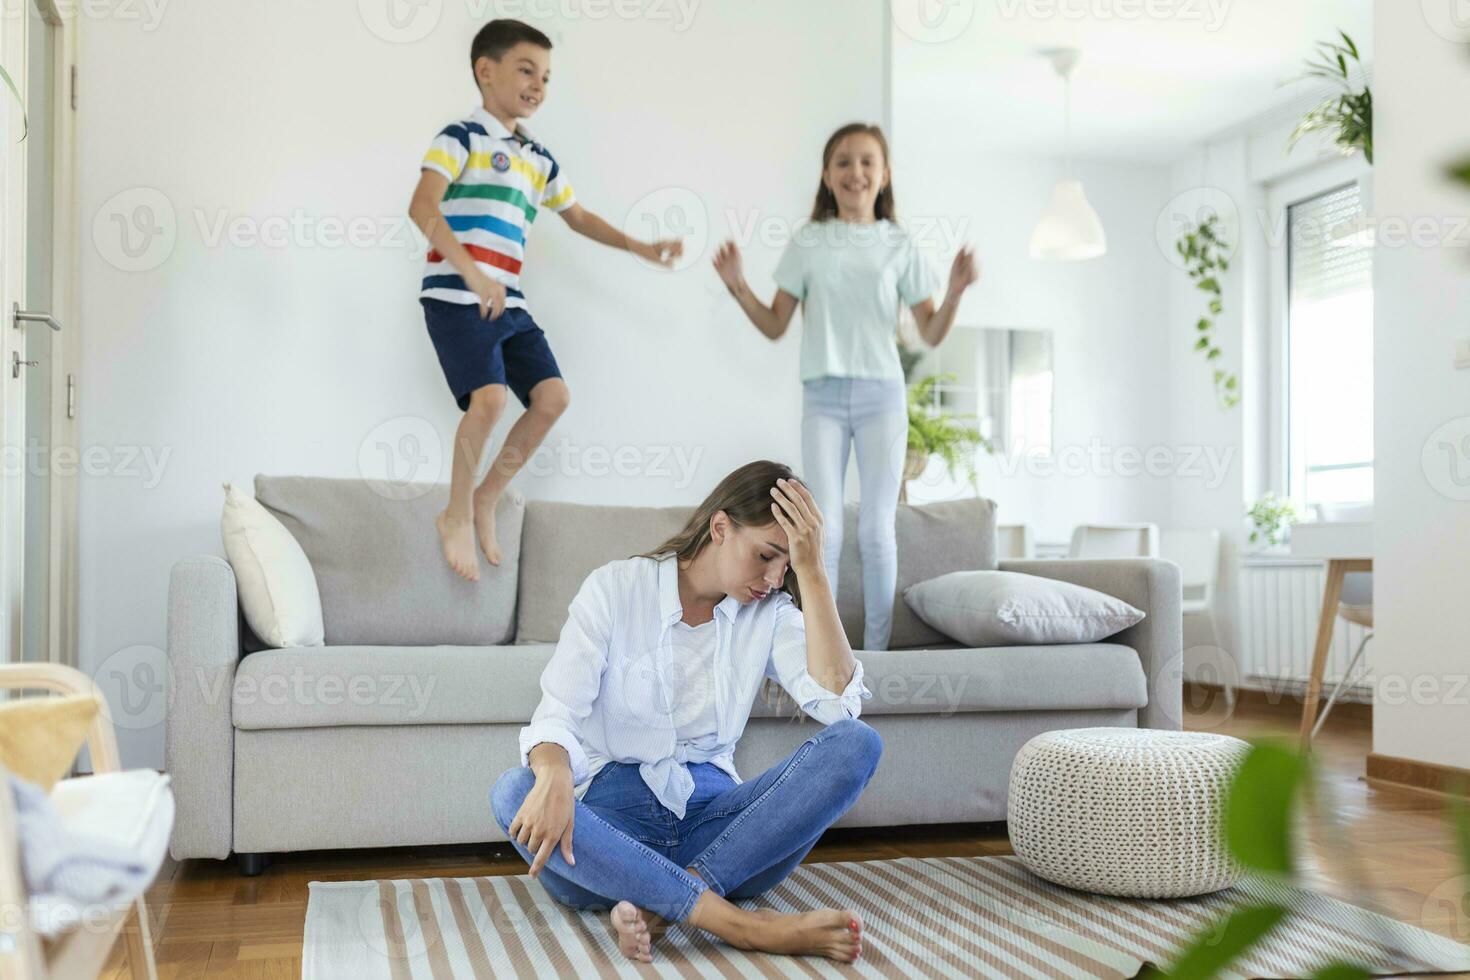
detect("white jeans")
[800,376,907,651]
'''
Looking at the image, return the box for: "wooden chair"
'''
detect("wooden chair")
[0,662,161,980]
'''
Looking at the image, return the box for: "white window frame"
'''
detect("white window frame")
[1263,156,1372,517]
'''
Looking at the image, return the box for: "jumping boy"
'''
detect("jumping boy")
[409,19,682,580]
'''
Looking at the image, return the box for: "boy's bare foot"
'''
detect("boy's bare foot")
[435,511,479,582]
[734,909,862,963]
[472,490,502,565]
[610,901,653,963]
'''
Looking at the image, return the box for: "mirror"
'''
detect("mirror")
[902,327,1054,456]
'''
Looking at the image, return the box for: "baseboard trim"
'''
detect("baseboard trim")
[1185,682,1373,723]
[1366,752,1470,797]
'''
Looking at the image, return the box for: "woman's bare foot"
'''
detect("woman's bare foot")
[610,901,653,963]
[435,511,479,581]
[730,908,862,963]
[472,490,502,565]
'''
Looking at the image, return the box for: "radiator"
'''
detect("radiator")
[1237,558,1372,697]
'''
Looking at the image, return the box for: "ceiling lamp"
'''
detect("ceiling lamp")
[1030,48,1107,261]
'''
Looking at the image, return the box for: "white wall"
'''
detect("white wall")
[1370,5,1470,770]
[77,0,887,768]
[1161,104,1357,682]
[889,133,1178,545]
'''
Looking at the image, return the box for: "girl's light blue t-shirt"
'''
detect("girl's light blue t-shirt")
[773,219,940,382]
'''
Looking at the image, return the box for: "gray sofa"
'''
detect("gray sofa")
[165,475,1182,873]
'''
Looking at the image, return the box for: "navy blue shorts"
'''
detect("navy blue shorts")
[421,299,563,412]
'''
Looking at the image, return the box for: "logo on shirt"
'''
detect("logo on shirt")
[490,151,511,173]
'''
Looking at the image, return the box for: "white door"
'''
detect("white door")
[1,1,79,667]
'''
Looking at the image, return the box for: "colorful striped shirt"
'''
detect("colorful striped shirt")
[419,106,576,309]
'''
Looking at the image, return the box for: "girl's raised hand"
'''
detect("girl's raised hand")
[712,240,745,291]
[949,246,980,295]
[769,478,825,579]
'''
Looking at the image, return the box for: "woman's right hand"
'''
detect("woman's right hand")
[712,240,745,294]
[508,767,576,875]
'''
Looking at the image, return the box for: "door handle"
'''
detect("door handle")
[12,302,62,332]
[12,351,38,379]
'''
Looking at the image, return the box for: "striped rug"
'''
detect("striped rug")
[303,856,1470,979]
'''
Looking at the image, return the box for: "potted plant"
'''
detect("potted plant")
[1246,492,1299,550]
[1289,31,1372,163]
[902,374,992,503]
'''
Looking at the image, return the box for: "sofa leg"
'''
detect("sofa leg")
[238,852,268,877]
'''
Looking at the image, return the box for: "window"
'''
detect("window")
[1284,181,1374,511]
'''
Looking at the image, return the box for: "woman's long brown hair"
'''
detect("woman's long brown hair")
[810,123,896,223]
[641,460,804,609]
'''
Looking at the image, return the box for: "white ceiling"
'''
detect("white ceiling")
[891,0,1374,162]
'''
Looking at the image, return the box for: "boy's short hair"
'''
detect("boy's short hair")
[470,19,552,76]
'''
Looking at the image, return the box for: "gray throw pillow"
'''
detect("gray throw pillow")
[903,570,1145,646]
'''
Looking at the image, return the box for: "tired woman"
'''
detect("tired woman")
[490,460,880,964]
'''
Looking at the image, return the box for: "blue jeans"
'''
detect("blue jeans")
[490,718,882,922]
[802,376,908,650]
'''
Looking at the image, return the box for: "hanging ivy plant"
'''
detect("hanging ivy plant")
[1176,213,1239,410]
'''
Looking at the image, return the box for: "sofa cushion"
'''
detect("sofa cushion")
[231,642,1146,730]
[835,497,999,649]
[254,475,523,646]
[514,502,693,643]
[751,644,1147,719]
[903,570,1146,646]
[514,496,998,649]
[221,482,325,648]
[232,644,556,730]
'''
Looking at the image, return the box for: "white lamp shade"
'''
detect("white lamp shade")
[1029,179,1107,260]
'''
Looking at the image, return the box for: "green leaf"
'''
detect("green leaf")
[1451,783,1470,880]
[1197,277,1220,293]
[1207,348,1222,359]
[1209,299,1224,315]
[0,62,27,142]
[1145,903,1289,979]
[1227,741,1312,873]
[1313,962,1372,980]
[1224,375,1238,390]
[1194,337,1210,351]
[1196,318,1211,332]
[1447,158,1470,189]
[1218,257,1230,272]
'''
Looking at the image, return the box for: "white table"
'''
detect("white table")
[1289,521,1373,749]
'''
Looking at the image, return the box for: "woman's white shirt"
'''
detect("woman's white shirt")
[517,555,870,819]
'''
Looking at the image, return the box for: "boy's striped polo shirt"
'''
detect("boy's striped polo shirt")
[419,105,576,310]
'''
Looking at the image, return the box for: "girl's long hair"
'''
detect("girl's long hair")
[641,460,803,609]
[810,123,896,223]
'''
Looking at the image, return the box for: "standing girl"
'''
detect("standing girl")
[713,123,979,650]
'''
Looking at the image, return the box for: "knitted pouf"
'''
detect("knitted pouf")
[1007,727,1251,898]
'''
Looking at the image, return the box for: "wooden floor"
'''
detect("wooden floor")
[103,689,1469,978]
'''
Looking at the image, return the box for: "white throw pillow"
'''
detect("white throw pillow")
[220,482,325,648]
[904,570,1145,646]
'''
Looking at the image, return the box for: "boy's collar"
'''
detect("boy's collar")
[471,104,538,144]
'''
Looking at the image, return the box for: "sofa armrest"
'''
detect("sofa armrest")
[165,556,239,860]
[997,558,1183,730]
